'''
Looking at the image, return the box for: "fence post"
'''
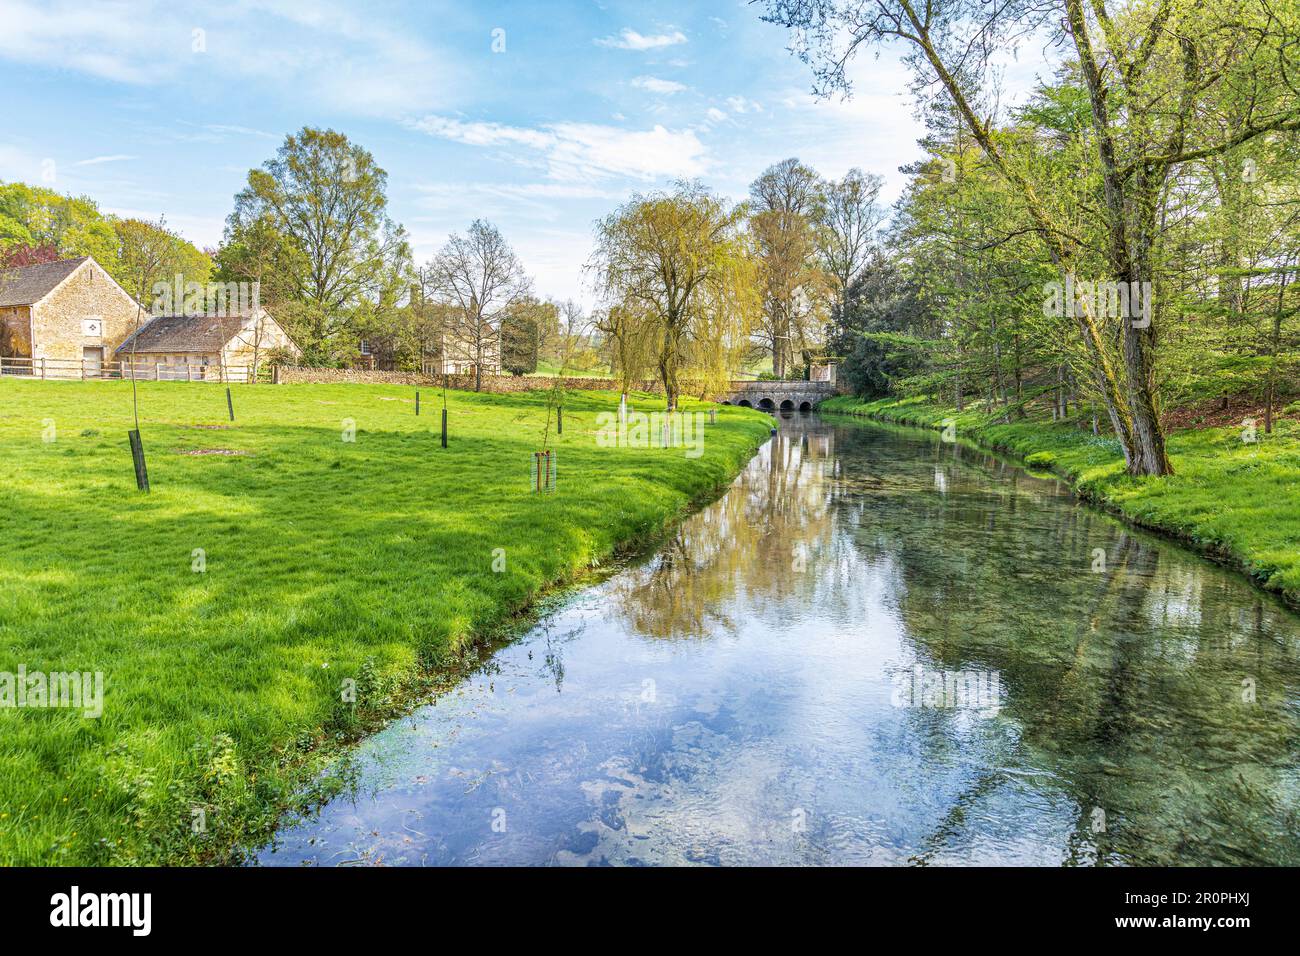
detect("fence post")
[155,362,161,381]
[40,357,46,379]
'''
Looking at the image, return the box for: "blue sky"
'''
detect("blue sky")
[0,0,1055,303]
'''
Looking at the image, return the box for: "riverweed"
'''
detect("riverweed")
[822,394,1300,609]
[0,379,771,865]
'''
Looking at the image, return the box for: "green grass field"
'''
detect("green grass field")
[0,378,770,865]
[822,394,1300,610]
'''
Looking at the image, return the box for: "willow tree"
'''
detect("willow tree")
[595,302,661,405]
[762,0,1300,476]
[591,182,755,410]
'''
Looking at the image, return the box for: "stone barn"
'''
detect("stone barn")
[114,310,301,381]
[0,257,144,376]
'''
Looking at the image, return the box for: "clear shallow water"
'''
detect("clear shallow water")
[258,414,1300,866]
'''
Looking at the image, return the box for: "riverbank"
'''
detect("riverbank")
[0,380,771,865]
[821,395,1300,612]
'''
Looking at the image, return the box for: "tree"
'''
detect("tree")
[228,127,411,355]
[591,181,756,410]
[213,213,306,313]
[0,242,61,268]
[749,158,829,377]
[818,168,886,307]
[828,250,925,397]
[115,218,212,308]
[500,300,541,375]
[595,302,660,403]
[761,0,1300,476]
[426,219,532,391]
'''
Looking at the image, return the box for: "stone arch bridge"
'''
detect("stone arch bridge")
[716,380,837,413]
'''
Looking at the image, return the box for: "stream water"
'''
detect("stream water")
[258,413,1300,866]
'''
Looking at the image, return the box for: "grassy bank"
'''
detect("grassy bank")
[821,394,1300,611]
[0,379,771,865]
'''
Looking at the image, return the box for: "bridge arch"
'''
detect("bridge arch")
[714,379,836,410]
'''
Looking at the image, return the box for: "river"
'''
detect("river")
[257,413,1300,866]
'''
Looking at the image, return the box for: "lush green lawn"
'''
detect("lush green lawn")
[822,394,1300,610]
[0,379,770,864]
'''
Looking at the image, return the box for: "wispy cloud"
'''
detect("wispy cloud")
[632,76,688,95]
[596,28,687,51]
[73,154,135,167]
[725,96,764,114]
[0,0,455,116]
[409,116,710,182]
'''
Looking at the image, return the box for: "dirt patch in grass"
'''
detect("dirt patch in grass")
[178,448,249,456]
[183,424,234,430]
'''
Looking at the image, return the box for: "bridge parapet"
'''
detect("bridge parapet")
[716,380,836,411]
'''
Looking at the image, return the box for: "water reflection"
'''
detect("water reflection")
[258,414,1300,866]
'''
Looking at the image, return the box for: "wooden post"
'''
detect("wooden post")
[557,406,562,434]
[415,390,420,416]
[441,408,447,448]
[226,387,235,421]
[40,357,46,379]
[155,362,161,381]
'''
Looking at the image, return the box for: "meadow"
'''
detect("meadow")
[0,378,770,864]
[822,394,1300,611]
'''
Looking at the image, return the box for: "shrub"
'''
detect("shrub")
[1024,451,1057,469]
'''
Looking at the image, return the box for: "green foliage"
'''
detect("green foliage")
[500,306,540,375]
[0,182,210,293]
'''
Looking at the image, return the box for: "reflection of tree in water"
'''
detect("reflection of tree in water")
[606,419,847,640]
[529,616,588,693]
[865,435,1300,865]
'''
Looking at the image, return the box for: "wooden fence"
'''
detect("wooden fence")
[0,356,269,383]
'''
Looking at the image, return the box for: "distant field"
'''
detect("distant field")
[0,379,770,864]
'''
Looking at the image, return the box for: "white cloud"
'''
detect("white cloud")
[73,154,135,167]
[0,0,454,116]
[725,96,763,114]
[632,76,688,95]
[705,107,728,123]
[596,28,687,51]
[409,116,711,182]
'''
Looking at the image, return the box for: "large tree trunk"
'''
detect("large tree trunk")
[660,327,683,412]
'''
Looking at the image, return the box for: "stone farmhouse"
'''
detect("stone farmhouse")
[0,256,143,375]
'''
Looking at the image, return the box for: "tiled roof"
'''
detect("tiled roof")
[114,314,250,355]
[0,257,89,307]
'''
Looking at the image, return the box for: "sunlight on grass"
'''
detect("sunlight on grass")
[0,379,770,864]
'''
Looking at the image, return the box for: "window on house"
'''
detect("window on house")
[359,340,372,355]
